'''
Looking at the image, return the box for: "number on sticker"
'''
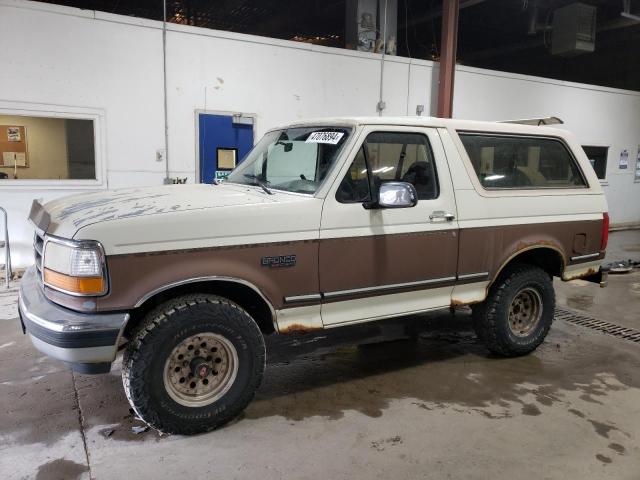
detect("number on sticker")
[306,131,344,145]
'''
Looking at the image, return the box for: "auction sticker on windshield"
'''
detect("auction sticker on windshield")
[306,131,344,144]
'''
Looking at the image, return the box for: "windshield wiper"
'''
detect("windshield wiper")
[243,174,273,195]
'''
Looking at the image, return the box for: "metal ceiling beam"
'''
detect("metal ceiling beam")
[436,0,460,118]
[407,0,485,27]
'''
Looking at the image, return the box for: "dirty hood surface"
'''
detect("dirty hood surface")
[44,183,274,236]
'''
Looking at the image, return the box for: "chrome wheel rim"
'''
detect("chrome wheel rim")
[163,333,238,407]
[508,287,543,337]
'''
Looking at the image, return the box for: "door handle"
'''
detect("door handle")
[429,210,455,221]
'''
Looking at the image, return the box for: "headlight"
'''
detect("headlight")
[43,238,107,296]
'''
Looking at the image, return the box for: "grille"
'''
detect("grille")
[555,307,640,344]
[33,231,44,281]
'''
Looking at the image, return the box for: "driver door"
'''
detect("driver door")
[319,126,459,326]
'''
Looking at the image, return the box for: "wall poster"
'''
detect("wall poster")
[7,127,21,142]
[619,149,629,169]
[2,152,26,166]
[0,125,28,168]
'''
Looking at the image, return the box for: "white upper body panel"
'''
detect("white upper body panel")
[40,116,607,255]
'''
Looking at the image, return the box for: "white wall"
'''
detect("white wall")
[0,0,165,266]
[164,25,427,178]
[0,0,639,268]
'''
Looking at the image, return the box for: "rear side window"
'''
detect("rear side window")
[458,133,586,189]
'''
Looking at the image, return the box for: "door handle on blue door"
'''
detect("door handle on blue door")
[429,211,455,221]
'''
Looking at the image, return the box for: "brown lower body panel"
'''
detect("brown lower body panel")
[318,229,458,302]
[458,219,604,280]
[47,218,604,314]
[98,240,319,312]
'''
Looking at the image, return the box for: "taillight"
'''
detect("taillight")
[601,212,609,251]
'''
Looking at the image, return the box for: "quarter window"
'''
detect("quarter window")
[459,133,586,189]
[336,132,438,203]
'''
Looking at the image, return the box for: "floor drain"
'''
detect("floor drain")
[555,307,640,344]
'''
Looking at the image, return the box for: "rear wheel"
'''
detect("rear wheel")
[122,294,265,435]
[473,264,554,357]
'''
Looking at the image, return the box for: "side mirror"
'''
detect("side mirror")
[377,181,418,208]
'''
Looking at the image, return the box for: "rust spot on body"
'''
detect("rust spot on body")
[279,323,324,335]
[514,239,563,252]
[450,298,482,308]
[564,267,599,281]
[571,267,599,278]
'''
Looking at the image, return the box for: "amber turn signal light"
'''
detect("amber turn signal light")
[44,268,105,295]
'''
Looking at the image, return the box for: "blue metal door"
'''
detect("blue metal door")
[198,114,254,183]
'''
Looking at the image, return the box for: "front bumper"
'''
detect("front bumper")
[18,266,129,374]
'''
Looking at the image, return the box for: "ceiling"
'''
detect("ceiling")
[403,0,640,91]
[38,0,640,91]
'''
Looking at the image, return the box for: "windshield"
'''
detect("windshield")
[225,126,352,194]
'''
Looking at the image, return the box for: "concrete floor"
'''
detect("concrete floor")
[1,231,639,480]
[555,229,640,331]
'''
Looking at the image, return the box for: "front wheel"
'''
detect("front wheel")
[472,264,554,357]
[122,294,265,435]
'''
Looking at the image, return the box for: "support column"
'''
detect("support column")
[436,0,459,118]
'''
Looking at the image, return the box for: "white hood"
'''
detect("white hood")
[45,183,274,236]
[41,183,323,255]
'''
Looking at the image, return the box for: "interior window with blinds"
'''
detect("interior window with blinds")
[459,133,586,189]
[0,115,95,180]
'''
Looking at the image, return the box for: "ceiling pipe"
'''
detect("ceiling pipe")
[162,0,171,185]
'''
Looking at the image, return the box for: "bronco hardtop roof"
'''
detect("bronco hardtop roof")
[277,116,568,137]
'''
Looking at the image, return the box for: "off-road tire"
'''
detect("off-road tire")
[472,263,554,357]
[122,294,265,435]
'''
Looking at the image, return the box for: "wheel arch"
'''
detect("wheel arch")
[490,245,566,289]
[123,277,277,339]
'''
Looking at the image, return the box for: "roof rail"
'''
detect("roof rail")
[499,117,564,126]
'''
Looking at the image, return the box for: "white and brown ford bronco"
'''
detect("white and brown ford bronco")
[19,116,609,434]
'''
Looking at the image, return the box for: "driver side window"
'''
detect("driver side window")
[336,131,439,203]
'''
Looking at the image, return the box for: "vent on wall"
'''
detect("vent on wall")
[551,3,597,57]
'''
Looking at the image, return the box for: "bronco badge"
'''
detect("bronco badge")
[261,255,297,267]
